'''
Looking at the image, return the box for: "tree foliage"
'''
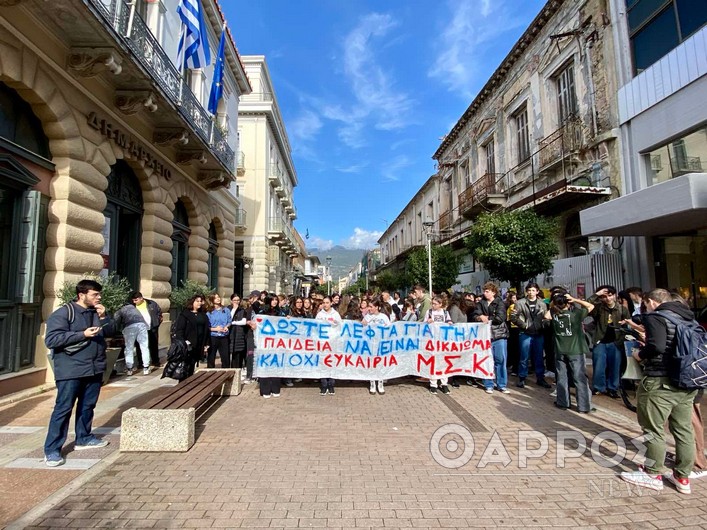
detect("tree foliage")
[342,276,367,296]
[406,245,462,293]
[56,271,132,315]
[169,279,213,310]
[465,210,559,290]
[374,270,408,292]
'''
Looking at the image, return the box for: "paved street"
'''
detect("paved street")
[2,373,707,529]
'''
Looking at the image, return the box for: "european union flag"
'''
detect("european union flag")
[208,26,226,114]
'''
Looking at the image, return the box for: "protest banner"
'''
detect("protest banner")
[253,315,494,380]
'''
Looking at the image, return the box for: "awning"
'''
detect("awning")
[580,173,707,236]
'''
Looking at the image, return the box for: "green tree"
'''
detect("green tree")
[465,210,559,291]
[342,276,367,296]
[56,271,132,315]
[406,245,462,293]
[374,270,408,292]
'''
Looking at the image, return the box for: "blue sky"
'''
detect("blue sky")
[224,0,546,250]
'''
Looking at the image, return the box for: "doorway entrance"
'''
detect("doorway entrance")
[103,161,143,290]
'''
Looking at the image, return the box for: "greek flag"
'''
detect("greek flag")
[208,26,226,114]
[177,0,211,70]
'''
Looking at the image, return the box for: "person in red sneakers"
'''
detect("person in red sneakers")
[620,289,697,494]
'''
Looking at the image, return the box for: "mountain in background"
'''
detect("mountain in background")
[307,245,366,279]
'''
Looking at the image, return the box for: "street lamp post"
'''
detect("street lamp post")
[326,255,332,296]
[423,219,434,296]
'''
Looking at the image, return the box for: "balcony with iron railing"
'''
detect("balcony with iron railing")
[234,208,247,229]
[538,117,584,170]
[267,216,286,239]
[499,117,611,212]
[458,172,503,218]
[671,156,703,177]
[84,0,236,173]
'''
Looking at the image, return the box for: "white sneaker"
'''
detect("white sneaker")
[689,469,707,480]
[377,381,385,395]
[485,388,493,394]
[272,393,281,398]
[142,367,152,375]
[620,468,663,491]
[499,388,510,394]
[550,390,557,397]
[369,382,376,395]
[663,470,691,494]
[544,371,555,379]
[262,394,271,399]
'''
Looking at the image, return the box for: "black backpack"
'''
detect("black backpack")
[656,310,707,390]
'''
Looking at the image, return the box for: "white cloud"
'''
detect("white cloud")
[307,236,334,251]
[428,0,524,99]
[381,155,413,182]
[289,109,323,143]
[316,12,415,149]
[341,228,383,250]
[335,163,367,174]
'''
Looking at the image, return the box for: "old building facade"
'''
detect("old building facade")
[0,0,251,396]
[236,56,300,296]
[379,0,623,293]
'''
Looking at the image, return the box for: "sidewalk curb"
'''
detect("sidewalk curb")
[3,450,123,530]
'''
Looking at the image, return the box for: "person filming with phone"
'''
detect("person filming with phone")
[43,279,115,467]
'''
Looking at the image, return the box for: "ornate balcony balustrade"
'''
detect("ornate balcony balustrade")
[87,0,235,172]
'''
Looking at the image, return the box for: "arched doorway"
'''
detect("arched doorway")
[103,160,143,290]
[171,200,190,288]
[0,82,51,376]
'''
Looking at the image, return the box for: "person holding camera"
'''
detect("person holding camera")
[544,291,595,412]
[588,285,630,398]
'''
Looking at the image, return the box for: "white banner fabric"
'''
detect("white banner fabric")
[253,315,494,381]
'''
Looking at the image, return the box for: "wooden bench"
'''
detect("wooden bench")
[120,368,241,452]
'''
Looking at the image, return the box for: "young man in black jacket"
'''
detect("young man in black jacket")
[473,282,510,395]
[44,279,115,467]
[620,289,697,494]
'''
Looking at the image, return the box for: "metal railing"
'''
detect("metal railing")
[438,210,452,231]
[458,172,500,212]
[538,117,584,168]
[671,156,702,175]
[87,0,235,171]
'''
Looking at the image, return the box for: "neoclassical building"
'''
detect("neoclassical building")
[0,0,251,396]
[236,56,301,296]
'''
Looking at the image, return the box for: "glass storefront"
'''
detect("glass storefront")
[654,233,707,316]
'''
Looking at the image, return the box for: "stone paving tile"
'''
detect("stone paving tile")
[8,380,707,529]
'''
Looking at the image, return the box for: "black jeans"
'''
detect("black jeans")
[208,336,230,368]
[320,378,335,390]
[246,351,254,379]
[260,377,281,396]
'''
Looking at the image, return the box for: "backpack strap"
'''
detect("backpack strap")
[65,303,75,325]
